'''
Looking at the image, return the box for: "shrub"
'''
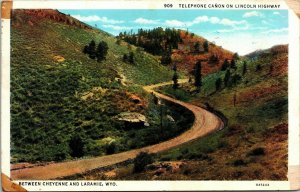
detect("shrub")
[133,152,154,173]
[184,152,209,160]
[233,159,247,166]
[69,135,84,158]
[160,156,171,161]
[247,147,265,156]
[256,64,262,71]
[106,142,118,155]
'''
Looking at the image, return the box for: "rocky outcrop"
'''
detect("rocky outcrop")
[146,161,186,176]
[114,112,149,129]
[80,87,108,101]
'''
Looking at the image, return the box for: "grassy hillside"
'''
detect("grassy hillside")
[82,45,288,180]
[153,44,288,180]
[10,9,188,163]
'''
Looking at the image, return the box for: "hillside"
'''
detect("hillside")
[10,9,190,163]
[173,31,234,75]
[120,29,234,76]
[79,44,288,180]
[10,8,288,181]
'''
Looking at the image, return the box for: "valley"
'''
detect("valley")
[10,9,288,180]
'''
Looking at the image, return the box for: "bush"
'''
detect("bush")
[133,152,154,173]
[160,156,171,161]
[106,142,118,155]
[69,135,84,158]
[233,159,247,166]
[247,147,265,156]
[184,152,209,160]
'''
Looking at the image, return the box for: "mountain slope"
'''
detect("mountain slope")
[10,9,186,163]
[120,29,234,75]
[173,31,234,75]
[155,44,288,180]
[85,45,288,180]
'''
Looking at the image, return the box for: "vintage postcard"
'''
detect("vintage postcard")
[1,0,299,191]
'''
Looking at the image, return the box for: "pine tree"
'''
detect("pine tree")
[172,72,179,89]
[203,41,209,52]
[224,69,231,87]
[172,64,177,72]
[233,52,239,60]
[194,60,202,87]
[194,42,200,53]
[96,41,109,62]
[88,40,96,59]
[231,74,241,86]
[209,54,219,65]
[128,52,134,64]
[230,59,237,70]
[123,54,128,62]
[83,45,89,54]
[221,59,229,71]
[215,78,222,91]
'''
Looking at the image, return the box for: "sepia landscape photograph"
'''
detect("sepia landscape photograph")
[10,8,288,181]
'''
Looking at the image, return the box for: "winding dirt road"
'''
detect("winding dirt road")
[11,79,223,180]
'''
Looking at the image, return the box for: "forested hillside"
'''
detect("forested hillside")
[120,29,234,76]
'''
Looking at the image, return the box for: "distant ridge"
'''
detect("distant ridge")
[12,9,93,30]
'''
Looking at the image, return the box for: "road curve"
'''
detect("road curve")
[11,79,223,180]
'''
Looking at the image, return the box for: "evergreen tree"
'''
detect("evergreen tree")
[172,72,179,89]
[215,78,222,91]
[128,52,134,64]
[120,27,182,56]
[233,52,239,60]
[208,54,219,65]
[123,54,128,62]
[194,42,200,53]
[203,41,209,52]
[231,74,241,86]
[221,59,229,71]
[172,64,177,72]
[96,41,109,62]
[88,40,96,59]
[230,59,237,70]
[194,60,202,87]
[161,51,172,65]
[83,45,89,54]
[224,69,231,87]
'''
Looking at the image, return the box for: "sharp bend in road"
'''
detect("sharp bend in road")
[11,79,224,180]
